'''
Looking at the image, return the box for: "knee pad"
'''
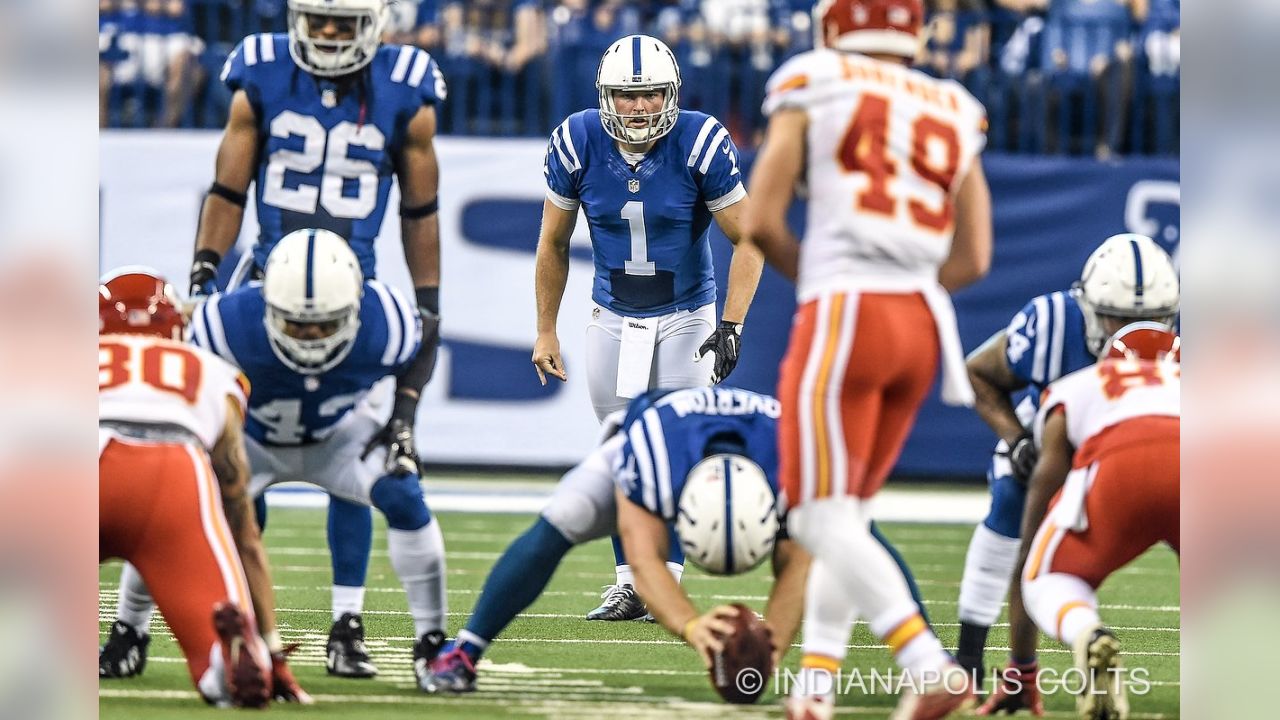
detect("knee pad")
[370,474,431,531]
[541,488,605,545]
[984,473,1027,538]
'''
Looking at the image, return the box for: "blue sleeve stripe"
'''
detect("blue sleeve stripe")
[554,118,581,172]
[641,409,674,519]
[686,116,719,167]
[550,128,576,175]
[1048,292,1066,380]
[628,421,659,514]
[388,286,421,365]
[390,45,415,83]
[204,295,240,367]
[697,127,729,174]
[257,34,275,63]
[367,282,405,366]
[1030,295,1050,383]
[408,50,431,88]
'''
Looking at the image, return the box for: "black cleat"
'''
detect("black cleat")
[413,630,447,691]
[99,621,150,678]
[326,613,378,678]
[585,584,648,622]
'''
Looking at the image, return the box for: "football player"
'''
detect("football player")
[99,269,306,706]
[958,235,1178,715]
[1014,323,1180,720]
[746,1,992,717]
[112,0,447,678]
[108,231,450,686]
[422,386,808,694]
[531,34,766,622]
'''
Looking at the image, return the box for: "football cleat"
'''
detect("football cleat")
[975,661,1044,716]
[326,612,378,678]
[212,602,271,709]
[585,584,648,622]
[890,664,975,720]
[785,693,835,720]
[412,630,447,692]
[99,620,150,678]
[422,646,478,694]
[1073,624,1129,720]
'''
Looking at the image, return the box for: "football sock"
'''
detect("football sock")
[464,517,574,649]
[871,521,932,626]
[665,561,684,584]
[327,494,372,588]
[455,629,488,663]
[611,524,685,582]
[331,585,365,621]
[958,523,1020,626]
[615,563,635,588]
[871,605,951,677]
[116,562,155,636]
[253,493,268,532]
[387,520,448,637]
[1022,571,1099,644]
[800,559,856,661]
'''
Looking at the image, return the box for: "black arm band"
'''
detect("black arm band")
[400,198,439,219]
[193,248,223,268]
[208,182,248,208]
[415,286,440,315]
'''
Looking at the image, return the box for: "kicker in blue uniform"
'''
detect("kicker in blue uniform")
[420,386,931,694]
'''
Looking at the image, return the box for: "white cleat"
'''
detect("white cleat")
[1073,623,1130,720]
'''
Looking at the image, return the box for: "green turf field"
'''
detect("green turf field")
[99,508,1180,718]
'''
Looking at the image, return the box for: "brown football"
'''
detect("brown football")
[708,604,774,704]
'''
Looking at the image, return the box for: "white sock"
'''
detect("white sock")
[958,524,1021,626]
[197,642,228,707]
[801,559,856,661]
[1023,572,1099,644]
[387,521,448,637]
[332,585,366,621]
[791,666,836,699]
[456,629,489,653]
[869,602,951,677]
[615,564,635,588]
[116,562,155,636]
[665,561,684,584]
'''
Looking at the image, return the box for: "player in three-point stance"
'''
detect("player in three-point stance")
[105,0,447,678]
[960,234,1179,716]
[532,33,766,622]
[747,1,994,717]
[99,269,306,706]
[422,386,810,694]
[1011,323,1180,720]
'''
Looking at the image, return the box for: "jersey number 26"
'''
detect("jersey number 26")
[264,111,385,219]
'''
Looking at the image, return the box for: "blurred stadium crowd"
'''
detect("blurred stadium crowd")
[99,0,1179,156]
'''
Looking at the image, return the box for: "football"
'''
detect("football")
[708,604,774,704]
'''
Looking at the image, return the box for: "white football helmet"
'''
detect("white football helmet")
[262,229,364,375]
[287,0,388,78]
[674,454,779,576]
[596,35,681,145]
[1075,233,1180,355]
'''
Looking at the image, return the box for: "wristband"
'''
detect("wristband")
[193,248,222,269]
[681,617,698,642]
[415,286,440,315]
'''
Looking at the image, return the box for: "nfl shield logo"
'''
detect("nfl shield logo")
[628,179,640,193]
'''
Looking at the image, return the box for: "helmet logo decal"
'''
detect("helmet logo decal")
[1128,236,1144,309]
[305,229,318,301]
[631,35,643,81]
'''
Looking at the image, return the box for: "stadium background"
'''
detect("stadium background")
[98,0,1180,478]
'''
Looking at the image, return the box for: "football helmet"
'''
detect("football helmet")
[286,0,388,78]
[813,0,924,58]
[596,35,681,145]
[1102,321,1180,363]
[1075,233,1180,355]
[262,229,363,375]
[99,268,185,340]
[674,453,779,576]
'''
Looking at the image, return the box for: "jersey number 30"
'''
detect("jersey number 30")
[264,111,385,219]
[100,342,201,404]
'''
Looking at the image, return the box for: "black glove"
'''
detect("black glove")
[189,248,221,298]
[415,287,442,384]
[1006,431,1038,484]
[696,321,743,384]
[360,404,419,476]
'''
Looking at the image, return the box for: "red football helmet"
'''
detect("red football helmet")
[813,0,924,58]
[1102,321,1180,363]
[99,268,186,340]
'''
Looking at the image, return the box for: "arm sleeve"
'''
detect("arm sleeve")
[544,117,583,210]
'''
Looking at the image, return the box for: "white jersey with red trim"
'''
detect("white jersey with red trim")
[762,48,987,299]
[99,334,249,450]
[1034,358,1180,450]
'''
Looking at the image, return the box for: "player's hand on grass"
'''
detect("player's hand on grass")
[270,644,314,704]
[682,605,739,669]
[532,332,567,385]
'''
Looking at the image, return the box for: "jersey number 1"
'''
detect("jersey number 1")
[263,111,386,219]
[838,94,961,232]
[620,201,655,276]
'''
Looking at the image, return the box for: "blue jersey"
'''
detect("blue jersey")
[221,33,446,278]
[614,387,780,521]
[189,280,421,445]
[544,109,746,317]
[1004,290,1095,416]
